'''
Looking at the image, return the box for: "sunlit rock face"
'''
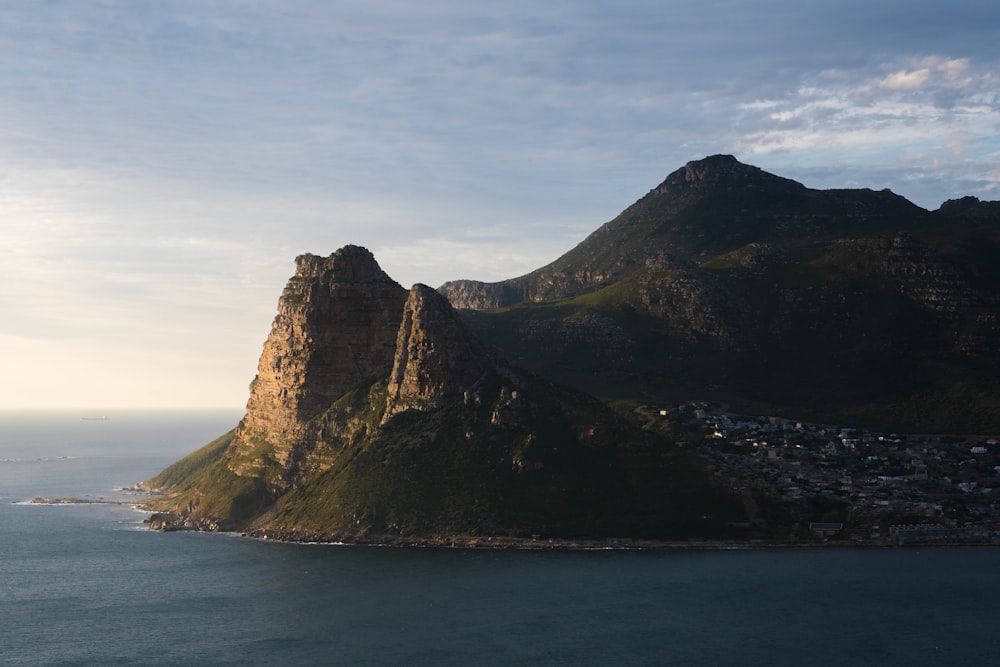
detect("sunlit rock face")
[437,279,524,310]
[229,246,407,477]
[383,284,489,422]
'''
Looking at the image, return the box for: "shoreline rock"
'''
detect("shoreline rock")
[31,497,128,505]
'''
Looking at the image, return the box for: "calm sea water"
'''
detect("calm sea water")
[1,410,998,666]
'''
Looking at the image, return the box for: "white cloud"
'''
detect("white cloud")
[851,57,991,104]
[938,57,971,81]
[3,2,1000,407]
[882,68,931,91]
[734,55,1000,205]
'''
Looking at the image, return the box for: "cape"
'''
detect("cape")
[144,155,1000,542]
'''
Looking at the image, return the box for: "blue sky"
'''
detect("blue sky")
[2,1,998,409]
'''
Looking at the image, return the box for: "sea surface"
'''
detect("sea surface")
[1,410,998,666]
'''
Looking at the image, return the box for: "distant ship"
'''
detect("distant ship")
[81,416,110,421]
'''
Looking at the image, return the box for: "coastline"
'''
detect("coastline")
[30,496,135,506]
[139,514,1000,550]
[31,498,997,551]
[229,530,1000,551]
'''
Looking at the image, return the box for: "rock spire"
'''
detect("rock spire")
[230,246,408,472]
[383,284,489,421]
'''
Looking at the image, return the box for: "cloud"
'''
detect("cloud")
[938,57,972,81]
[879,68,932,92]
[3,1,1000,407]
[850,58,985,104]
[733,55,1000,206]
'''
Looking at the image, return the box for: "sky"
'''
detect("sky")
[1,1,998,409]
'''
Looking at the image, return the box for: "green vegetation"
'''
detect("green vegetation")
[146,156,1000,543]
[148,367,747,540]
[258,379,744,540]
[145,429,234,491]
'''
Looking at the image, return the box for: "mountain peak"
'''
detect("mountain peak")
[383,283,489,422]
[653,154,805,195]
[146,249,728,542]
[230,246,408,475]
[294,245,386,282]
[684,153,742,174]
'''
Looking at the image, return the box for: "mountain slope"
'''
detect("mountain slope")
[144,155,1000,544]
[441,155,1000,431]
[440,154,927,307]
[144,248,744,541]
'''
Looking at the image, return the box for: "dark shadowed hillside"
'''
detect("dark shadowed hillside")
[144,156,1000,544]
[143,247,746,542]
[441,155,1000,432]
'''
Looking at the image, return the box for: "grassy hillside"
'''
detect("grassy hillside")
[146,369,749,540]
[144,429,234,492]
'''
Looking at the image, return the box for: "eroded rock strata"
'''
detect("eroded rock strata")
[229,246,407,483]
[144,155,1000,543]
[144,246,727,540]
[383,284,489,421]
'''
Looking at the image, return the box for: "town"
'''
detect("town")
[644,403,1000,546]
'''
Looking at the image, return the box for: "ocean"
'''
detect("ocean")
[1,410,998,666]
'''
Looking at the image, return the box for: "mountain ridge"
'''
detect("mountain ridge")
[143,155,1000,543]
[143,243,741,540]
[440,154,930,309]
[440,155,1000,432]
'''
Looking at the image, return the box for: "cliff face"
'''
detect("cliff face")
[145,156,1000,539]
[435,279,524,310]
[145,245,730,540]
[628,252,747,350]
[228,246,407,481]
[383,284,489,421]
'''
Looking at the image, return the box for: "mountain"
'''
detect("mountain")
[442,155,1000,432]
[441,155,922,306]
[143,246,743,542]
[145,156,1000,542]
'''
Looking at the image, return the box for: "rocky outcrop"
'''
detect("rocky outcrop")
[437,280,524,310]
[937,196,1000,219]
[228,246,408,479]
[144,245,730,541]
[383,285,490,421]
[630,252,747,349]
[146,512,226,532]
[718,242,787,270]
[835,234,985,316]
[647,153,806,197]
[144,156,1000,539]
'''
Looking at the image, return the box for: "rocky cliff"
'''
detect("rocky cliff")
[227,246,407,484]
[144,155,1000,541]
[383,284,489,421]
[144,245,738,540]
